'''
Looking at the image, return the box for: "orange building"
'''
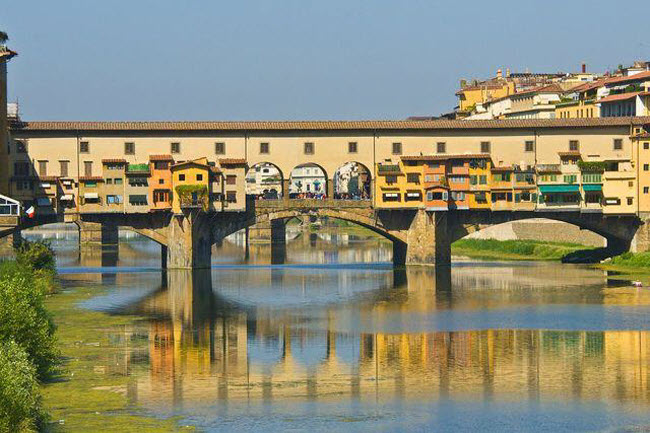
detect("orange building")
[149,154,174,211]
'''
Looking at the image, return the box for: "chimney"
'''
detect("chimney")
[497,69,502,79]
[581,63,586,73]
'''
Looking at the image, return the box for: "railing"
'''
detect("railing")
[254,198,371,210]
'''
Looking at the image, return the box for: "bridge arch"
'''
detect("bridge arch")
[245,162,284,199]
[288,163,328,198]
[333,161,372,200]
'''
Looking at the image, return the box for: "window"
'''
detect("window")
[154,161,169,170]
[15,140,27,153]
[564,175,577,184]
[304,142,314,155]
[480,141,491,153]
[159,178,165,185]
[582,173,601,183]
[569,140,579,151]
[405,191,422,202]
[79,141,89,153]
[153,190,170,203]
[226,191,237,203]
[84,181,97,188]
[84,161,93,177]
[348,142,358,153]
[106,195,123,205]
[407,173,419,184]
[614,139,623,150]
[124,142,135,155]
[260,142,269,154]
[385,175,397,185]
[196,174,203,181]
[38,161,47,176]
[629,181,634,188]
[470,175,477,185]
[114,178,123,185]
[479,175,487,185]
[436,142,446,153]
[627,197,634,206]
[382,193,400,202]
[644,187,649,194]
[645,164,649,171]
[644,142,649,150]
[392,142,402,155]
[525,141,534,152]
[106,178,113,185]
[128,177,148,187]
[226,175,236,185]
[179,174,186,181]
[13,162,30,176]
[129,195,148,206]
[215,142,225,155]
[171,142,181,154]
[493,173,511,182]
[59,161,69,177]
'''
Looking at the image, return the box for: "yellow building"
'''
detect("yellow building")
[467,155,491,209]
[456,80,515,113]
[375,159,424,209]
[171,157,211,214]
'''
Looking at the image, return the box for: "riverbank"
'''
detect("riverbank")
[599,252,650,273]
[42,284,194,432]
[451,238,595,261]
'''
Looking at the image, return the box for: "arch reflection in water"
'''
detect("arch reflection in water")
[99,263,650,417]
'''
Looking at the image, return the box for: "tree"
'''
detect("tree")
[0,31,8,44]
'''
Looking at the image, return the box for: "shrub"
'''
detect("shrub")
[0,261,58,379]
[14,239,56,273]
[0,340,45,433]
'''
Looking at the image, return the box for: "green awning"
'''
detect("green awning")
[539,184,580,194]
[582,184,602,192]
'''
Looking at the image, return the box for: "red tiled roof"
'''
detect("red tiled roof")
[598,91,650,104]
[603,71,650,86]
[149,154,174,161]
[511,83,564,98]
[102,158,127,164]
[11,117,650,132]
[218,158,246,165]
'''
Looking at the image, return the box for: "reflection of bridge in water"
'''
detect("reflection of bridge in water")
[91,265,650,411]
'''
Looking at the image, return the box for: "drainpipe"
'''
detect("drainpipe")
[372,129,377,209]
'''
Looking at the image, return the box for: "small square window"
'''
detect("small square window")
[525,141,534,152]
[629,181,634,187]
[644,186,649,194]
[627,197,634,205]
[436,142,446,153]
[79,141,89,153]
[215,142,225,155]
[124,142,135,155]
[304,142,314,155]
[179,174,185,181]
[159,178,164,185]
[569,140,579,151]
[171,142,181,154]
[348,142,358,153]
[227,175,236,185]
[644,142,649,150]
[196,174,203,181]
[480,141,491,153]
[613,139,623,150]
[392,142,402,155]
[644,164,649,171]
[260,142,269,154]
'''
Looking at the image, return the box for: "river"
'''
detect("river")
[12,226,650,432]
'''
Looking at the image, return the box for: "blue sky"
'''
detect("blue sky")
[3,0,649,121]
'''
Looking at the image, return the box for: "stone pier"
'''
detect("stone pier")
[166,212,212,269]
[393,210,451,267]
[270,219,287,265]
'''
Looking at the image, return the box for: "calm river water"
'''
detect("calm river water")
[15,226,650,432]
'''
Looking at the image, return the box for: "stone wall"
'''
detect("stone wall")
[464,218,605,247]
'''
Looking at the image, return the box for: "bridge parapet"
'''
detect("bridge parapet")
[254,198,371,211]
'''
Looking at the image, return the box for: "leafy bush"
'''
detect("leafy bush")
[0,261,58,379]
[14,239,56,273]
[0,340,45,433]
[609,252,650,268]
[577,160,606,173]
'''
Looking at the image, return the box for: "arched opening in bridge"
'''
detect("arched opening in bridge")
[245,162,284,199]
[333,162,371,200]
[289,163,327,198]
[452,218,608,261]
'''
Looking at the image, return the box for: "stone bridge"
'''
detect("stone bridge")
[2,199,648,269]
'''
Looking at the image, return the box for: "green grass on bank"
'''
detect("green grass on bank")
[603,252,650,271]
[451,238,594,261]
